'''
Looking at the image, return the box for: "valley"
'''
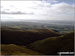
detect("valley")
[1,21,74,55]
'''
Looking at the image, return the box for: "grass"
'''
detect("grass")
[1,27,60,45]
[1,27,74,55]
[1,44,41,55]
[27,32,74,55]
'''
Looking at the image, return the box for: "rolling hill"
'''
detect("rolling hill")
[1,27,60,45]
[1,26,74,55]
[27,32,74,55]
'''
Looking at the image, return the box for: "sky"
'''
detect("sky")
[1,0,75,21]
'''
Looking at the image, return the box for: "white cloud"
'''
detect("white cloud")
[1,0,74,21]
[45,3,74,20]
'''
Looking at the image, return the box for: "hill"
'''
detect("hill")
[1,44,41,55]
[27,32,74,55]
[1,27,60,45]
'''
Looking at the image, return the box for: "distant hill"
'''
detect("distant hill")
[27,32,74,55]
[1,44,41,55]
[1,27,60,45]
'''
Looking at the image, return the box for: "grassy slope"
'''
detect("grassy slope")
[27,32,74,55]
[1,44,41,55]
[1,27,74,55]
[1,27,60,45]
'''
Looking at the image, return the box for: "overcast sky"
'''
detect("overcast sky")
[1,0,75,21]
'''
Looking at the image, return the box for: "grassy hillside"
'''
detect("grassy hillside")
[27,32,74,55]
[1,27,74,55]
[1,44,41,55]
[1,27,60,45]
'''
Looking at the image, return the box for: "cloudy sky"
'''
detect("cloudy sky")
[1,0,75,21]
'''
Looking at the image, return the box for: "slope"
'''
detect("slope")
[27,32,74,55]
[1,27,60,45]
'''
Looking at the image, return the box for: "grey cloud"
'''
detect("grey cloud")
[1,11,34,15]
